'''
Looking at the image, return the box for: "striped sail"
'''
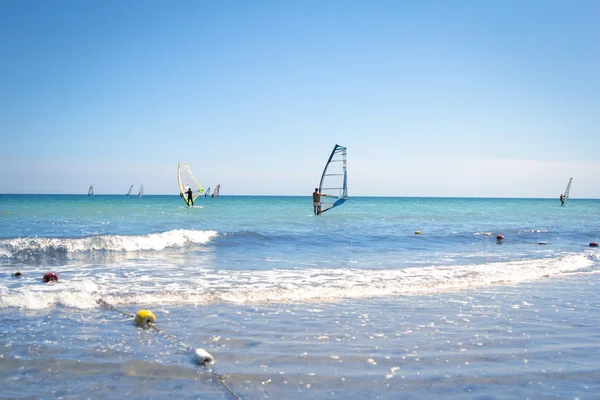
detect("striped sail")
[318,144,348,214]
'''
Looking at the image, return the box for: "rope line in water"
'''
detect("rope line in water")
[97,298,135,318]
[215,374,243,400]
[149,324,194,352]
[97,298,242,400]
[148,325,241,400]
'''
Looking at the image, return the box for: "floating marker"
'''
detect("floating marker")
[43,272,58,282]
[14,272,22,277]
[538,241,548,245]
[134,310,157,326]
[414,231,422,235]
[590,242,599,248]
[194,348,214,365]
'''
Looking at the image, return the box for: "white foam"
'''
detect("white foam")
[1,252,596,310]
[0,229,218,258]
[127,252,597,304]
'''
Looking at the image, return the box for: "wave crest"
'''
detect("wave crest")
[0,229,218,259]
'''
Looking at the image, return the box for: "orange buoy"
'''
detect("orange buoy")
[590,242,599,247]
[43,272,58,283]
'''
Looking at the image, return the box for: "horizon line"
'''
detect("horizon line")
[1,193,598,200]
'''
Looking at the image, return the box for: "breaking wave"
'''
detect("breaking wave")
[0,229,218,259]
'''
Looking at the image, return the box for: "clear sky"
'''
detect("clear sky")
[1,0,598,197]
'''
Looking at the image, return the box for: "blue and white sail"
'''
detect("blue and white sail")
[88,185,93,196]
[205,187,211,198]
[126,185,133,197]
[318,144,348,214]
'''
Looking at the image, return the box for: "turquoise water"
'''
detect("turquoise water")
[1,195,599,399]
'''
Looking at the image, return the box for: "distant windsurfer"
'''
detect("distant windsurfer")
[313,188,327,215]
[560,193,565,206]
[186,188,194,206]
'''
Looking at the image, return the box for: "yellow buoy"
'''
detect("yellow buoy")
[414,231,422,235]
[134,310,156,326]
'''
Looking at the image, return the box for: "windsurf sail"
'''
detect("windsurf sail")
[563,177,573,203]
[88,185,93,196]
[138,185,144,197]
[177,163,203,206]
[205,187,211,198]
[318,144,348,214]
[126,185,133,197]
[213,184,220,198]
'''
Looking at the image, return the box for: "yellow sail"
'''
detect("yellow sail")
[177,163,203,206]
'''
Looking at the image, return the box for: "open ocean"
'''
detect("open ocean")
[1,194,599,399]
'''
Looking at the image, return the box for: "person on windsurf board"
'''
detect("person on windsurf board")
[186,187,194,207]
[313,188,327,215]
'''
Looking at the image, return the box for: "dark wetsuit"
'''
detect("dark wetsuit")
[186,189,194,206]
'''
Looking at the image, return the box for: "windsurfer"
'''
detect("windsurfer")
[560,194,565,206]
[313,188,327,215]
[186,188,194,206]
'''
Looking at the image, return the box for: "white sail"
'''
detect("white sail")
[561,177,573,207]
[213,184,220,198]
[88,185,93,196]
[126,185,133,197]
[138,185,144,197]
[563,178,573,200]
[205,187,211,198]
[318,144,348,214]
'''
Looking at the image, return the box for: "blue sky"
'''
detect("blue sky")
[1,0,598,197]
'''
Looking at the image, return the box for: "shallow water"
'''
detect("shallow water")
[1,195,599,399]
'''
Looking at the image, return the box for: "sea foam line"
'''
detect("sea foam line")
[1,252,596,310]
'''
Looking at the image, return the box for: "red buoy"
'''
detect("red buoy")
[43,272,58,283]
[590,242,599,248]
[496,234,504,241]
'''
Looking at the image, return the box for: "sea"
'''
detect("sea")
[1,194,599,400]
